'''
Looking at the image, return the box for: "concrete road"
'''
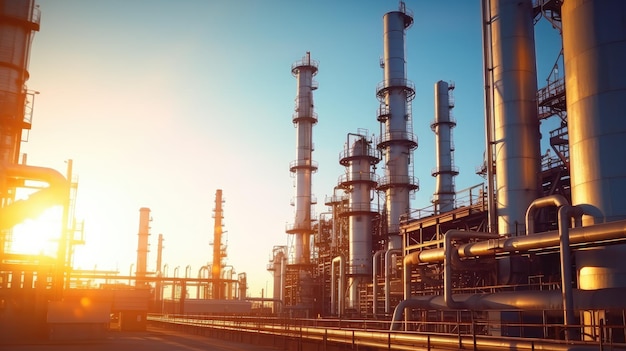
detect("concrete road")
[0,325,282,351]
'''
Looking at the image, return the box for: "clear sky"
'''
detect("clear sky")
[14,0,562,297]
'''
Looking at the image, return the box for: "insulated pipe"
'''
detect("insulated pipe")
[384,248,401,314]
[371,249,385,317]
[443,230,499,309]
[403,219,626,302]
[331,255,344,317]
[0,163,69,230]
[525,194,569,235]
[390,287,626,332]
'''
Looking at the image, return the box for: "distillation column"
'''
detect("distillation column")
[135,207,151,287]
[432,81,458,213]
[562,1,626,337]
[338,132,380,312]
[212,189,225,299]
[286,52,318,266]
[375,3,419,250]
[0,0,40,254]
[486,0,541,236]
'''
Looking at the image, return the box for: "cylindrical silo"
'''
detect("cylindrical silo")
[287,52,318,266]
[432,81,458,213]
[562,0,626,291]
[488,0,541,236]
[376,2,419,250]
[338,132,380,312]
[135,207,151,287]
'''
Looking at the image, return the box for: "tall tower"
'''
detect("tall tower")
[376,2,419,250]
[487,0,541,236]
[432,81,458,213]
[338,131,380,312]
[211,189,225,299]
[286,52,318,266]
[135,207,151,287]
[0,0,40,254]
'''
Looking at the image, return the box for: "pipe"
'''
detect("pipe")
[371,249,385,317]
[525,194,569,235]
[331,255,344,317]
[384,248,401,314]
[558,205,584,341]
[403,218,626,267]
[403,218,626,303]
[480,0,497,234]
[390,287,626,332]
[0,162,69,230]
[443,230,499,309]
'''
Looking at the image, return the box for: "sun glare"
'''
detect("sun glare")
[10,206,63,257]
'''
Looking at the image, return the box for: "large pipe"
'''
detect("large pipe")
[391,287,626,332]
[0,163,69,230]
[403,218,626,304]
[331,255,344,317]
[558,205,584,341]
[443,230,499,309]
[525,194,569,235]
[371,249,385,317]
[384,248,400,314]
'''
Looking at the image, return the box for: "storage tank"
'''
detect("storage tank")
[563,0,626,291]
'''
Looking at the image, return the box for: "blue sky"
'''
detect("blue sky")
[16,0,562,296]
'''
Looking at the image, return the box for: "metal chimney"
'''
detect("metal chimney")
[432,81,458,213]
[375,2,419,250]
[135,207,151,287]
[286,52,318,265]
[211,189,225,299]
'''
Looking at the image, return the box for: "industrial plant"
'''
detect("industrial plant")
[2,0,626,350]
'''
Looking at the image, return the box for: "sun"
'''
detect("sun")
[10,205,63,257]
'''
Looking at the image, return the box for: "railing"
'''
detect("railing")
[150,313,626,351]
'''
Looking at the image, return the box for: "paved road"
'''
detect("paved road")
[0,325,282,351]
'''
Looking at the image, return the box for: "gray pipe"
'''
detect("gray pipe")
[558,205,584,341]
[372,249,385,317]
[385,248,401,313]
[403,218,626,267]
[525,194,569,235]
[391,287,626,332]
[443,230,499,309]
[331,255,344,317]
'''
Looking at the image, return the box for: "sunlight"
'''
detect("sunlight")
[10,205,63,257]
